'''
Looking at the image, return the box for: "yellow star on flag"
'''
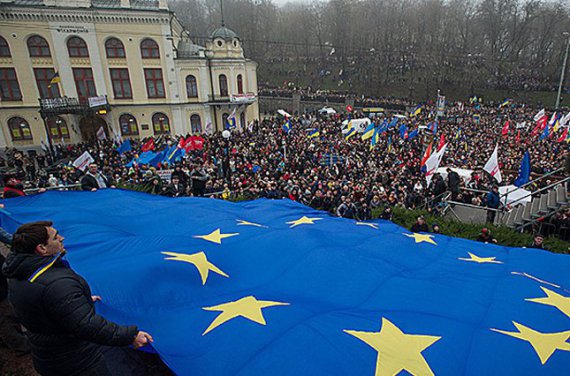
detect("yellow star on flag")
[344,317,441,376]
[162,251,228,285]
[202,296,289,335]
[403,233,437,245]
[236,219,267,228]
[356,222,379,229]
[193,228,239,244]
[526,287,570,318]
[286,216,322,228]
[458,252,503,264]
[491,322,570,365]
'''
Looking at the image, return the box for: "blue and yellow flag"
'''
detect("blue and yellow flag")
[411,104,422,117]
[282,119,292,134]
[308,129,320,139]
[361,123,375,141]
[344,127,356,141]
[499,98,512,108]
[2,190,570,375]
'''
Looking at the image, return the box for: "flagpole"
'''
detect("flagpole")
[556,32,570,109]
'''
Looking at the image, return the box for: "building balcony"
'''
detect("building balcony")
[207,93,257,105]
[39,95,110,117]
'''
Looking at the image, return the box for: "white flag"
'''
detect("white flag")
[533,109,545,122]
[560,112,570,127]
[205,121,213,135]
[483,144,502,183]
[425,143,447,185]
[96,126,106,141]
[72,151,95,172]
[548,112,558,126]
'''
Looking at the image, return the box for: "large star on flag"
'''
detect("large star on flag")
[286,216,322,228]
[202,296,289,335]
[526,287,570,318]
[356,222,379,229]
[491,322,570,365]
[458,252,503,264]
[344,317,441,376]
[403,233,437,245]
[193,228,239,244]
[162,251,228,285]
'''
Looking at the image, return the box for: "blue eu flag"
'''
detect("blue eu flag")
[1,190,569,375]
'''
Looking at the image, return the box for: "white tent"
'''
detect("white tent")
[277,109,292,118]
[319,107,337,115]
[499,185,532,206]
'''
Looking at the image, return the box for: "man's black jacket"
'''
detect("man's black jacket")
[2,251,138,375]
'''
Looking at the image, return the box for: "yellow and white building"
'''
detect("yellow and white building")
[0,0,259,149]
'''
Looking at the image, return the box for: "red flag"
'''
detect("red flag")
[177,136,187,149]
[346,105,353,112]
[421,141,433,167]
[437,133,445,151]
[516,130,521,143]
[192,136,205,150]
[501,120,510,137]
[557,127,569,142]
[141,138,155,152]
[184,137,194,152]
[537,115,548,130]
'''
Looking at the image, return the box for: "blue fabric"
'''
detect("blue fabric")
[1,190,569,375]
[116,140,132,155]
[408,129,418,140]
[539,124,549,140]
[514,151,531,187]
[399,124,407,139]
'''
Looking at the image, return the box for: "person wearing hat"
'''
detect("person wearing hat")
[431,223,441,234]
[476,228,498,244]
[528,233,547,250]
[410,216,429,233]
[2,175,25,199]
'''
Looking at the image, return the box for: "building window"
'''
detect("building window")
[27,35,51,57]
[7,117,32,141]
[186,75,198,98]
[222,113,229,127]
[144,68,165,98]
[190,114,202,133]
[152,112,170,134]
[140,38,159,59]
[237,74,243,94]
[119,113,138,136]
[73,68,96,102]
[219,74,228,97]
[67,36,89,58]
[47,117,69,140]
[240,112,246,129]
[0,36,11,57]
[110,68,132,99]
[105,38,125,58]
[0,68,22,101]
[34,68,60,98]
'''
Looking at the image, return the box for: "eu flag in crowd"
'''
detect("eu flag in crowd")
[1,190,569,375]
[116,139,132,155]
[514,151,531,187]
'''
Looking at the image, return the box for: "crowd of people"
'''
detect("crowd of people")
[1,97,569,239]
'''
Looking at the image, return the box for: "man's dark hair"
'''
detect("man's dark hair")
[12,221,53,254]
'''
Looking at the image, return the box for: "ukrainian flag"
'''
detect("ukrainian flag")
[369,127,379,150]
[282,120,292,134]
[499,98,511,108]
[344,128,356,141]
[308,129,320,139]
[47,71,60,89]
[411,104,422,117]
[361,123,375,141]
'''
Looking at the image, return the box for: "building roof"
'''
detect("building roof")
[9,0,161,10]
[211,26,239,41]
[177,39,205,58]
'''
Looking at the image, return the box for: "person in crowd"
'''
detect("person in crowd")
[476,228,498,243]
[190,164,209,197]
[2,221,153,375]
[2,175,25,199]
[528,233,547,250]
[447,168,461,200]
[486,186,500,224]
[432,223,441,234]
[81,163,114,192]
[163,175,186,197]
[380,206,393,221]
[336,196,357,219]
[410,216,429,233]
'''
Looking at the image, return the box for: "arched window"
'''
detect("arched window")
[219,74,228,96]
[237,74,243,94]
[7,117,32,141]
[222,113,229,127]
[119,113,138,136]
[105,38,125,58]
[67,36,89,58]
[186,75,198,98]
[190,114,202,134]
[47,116,69,140]
[152,112,170,134]
[0,36,11,57]
[140,38,159,59]
[240,112,246,129]
[27,35,51,57]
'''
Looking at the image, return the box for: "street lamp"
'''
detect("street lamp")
[555,32,570,109]
[222,129,231,188]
